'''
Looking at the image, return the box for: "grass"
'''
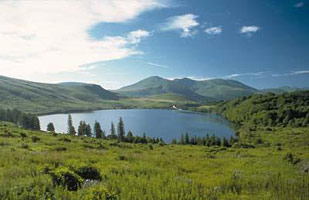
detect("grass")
[0,121,308,199]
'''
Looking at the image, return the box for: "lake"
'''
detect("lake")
[39,109,235,143]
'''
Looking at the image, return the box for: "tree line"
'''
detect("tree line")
[172,132,238,147]
[47,114,165,144]
[0,108,40,130]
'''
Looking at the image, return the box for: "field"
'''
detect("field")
[0,122,308,199]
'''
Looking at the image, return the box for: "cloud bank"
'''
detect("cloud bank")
[0,0,166,78]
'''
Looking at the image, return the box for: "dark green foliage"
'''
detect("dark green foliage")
[47,122,55,132]
[67,114,76,135]
[31,136,40,143]
[126,131,134,143]
[0,108,40,130]
[177,133,237,147]
[216,91,309,127]
[78,121,92,137]
[94,121,103,139]
[75,166,102,181]
[109,122,117,139]
[50,167,83,191]
[117,117,125,142]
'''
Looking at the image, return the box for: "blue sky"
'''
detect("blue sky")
[0,0,308,89]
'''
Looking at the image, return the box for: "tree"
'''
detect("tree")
[78,121,86,136]
[85,124,92,137]
[185,132,190,145]
[110,122,116,139]
[117,117,125,142]
[47,122,55,132]
[94,121,103,138]
[67,114,76,135]
[127,131,134,143]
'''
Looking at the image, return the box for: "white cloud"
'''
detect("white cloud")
[272,70,309,77]
[294,2,305,8]
[205,27,222,35]
[128,30,151,44]
[0,0,166,79]
[147,62,169,68]
[294,70,309,74]
[225,72,265,79]
[240,26,260,36]
[162,14,199,37]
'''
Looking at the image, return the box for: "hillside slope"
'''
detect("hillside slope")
[116,76,257,101]
[116,76,210,101]
[216,91,309,127]
[0,75,119,114]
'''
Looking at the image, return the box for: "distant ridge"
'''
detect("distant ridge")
[0,75,119,114]
[116,76,257,101]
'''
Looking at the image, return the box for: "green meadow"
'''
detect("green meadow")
[0,121,308,199]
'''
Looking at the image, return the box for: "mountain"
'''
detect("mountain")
[0,75,119,114]
[116,76,257,101]
[116,76,210,101]
[174,78,257,100]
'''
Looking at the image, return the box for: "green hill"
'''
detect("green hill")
[174,78,257,100]
[0,75,119,114]
[215,91,309,127]
[116,76,209,101]
[116,76,257,101]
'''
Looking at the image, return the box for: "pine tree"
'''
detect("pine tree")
[47,122,55,132]
[127,131,134,143]
[110,122,116,139]
[85,124,92,137]
[67,114,76,135]
[94,121,103,138]
[185,132,190,145]
[117,117,125,142]
[78,121,85,136]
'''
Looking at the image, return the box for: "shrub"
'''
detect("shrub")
[49,167,83,191]
[31,136,40,143]
[75,166,102,181]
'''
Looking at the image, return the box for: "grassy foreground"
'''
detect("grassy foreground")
[0,122,308,199]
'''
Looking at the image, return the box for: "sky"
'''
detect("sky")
[0,0,308,89]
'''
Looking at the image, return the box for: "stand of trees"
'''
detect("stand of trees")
[65,115,165,144]
[172,132,238,147]
[216,91,309,127]
[0,108,40,130]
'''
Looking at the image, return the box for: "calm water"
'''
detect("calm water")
[39,109,235,143]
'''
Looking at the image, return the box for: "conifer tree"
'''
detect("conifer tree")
[47,122,55,132]
[117,117,125,142]
[94,121,103,138]
[67,114,76,135]
[110,122,116,139]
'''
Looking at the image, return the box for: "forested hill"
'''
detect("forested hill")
[0,75,119,114]
[216,91,309,127]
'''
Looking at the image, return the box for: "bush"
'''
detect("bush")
[49,167,83,191]
[31,136,40,143]
[75,166,102,181]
